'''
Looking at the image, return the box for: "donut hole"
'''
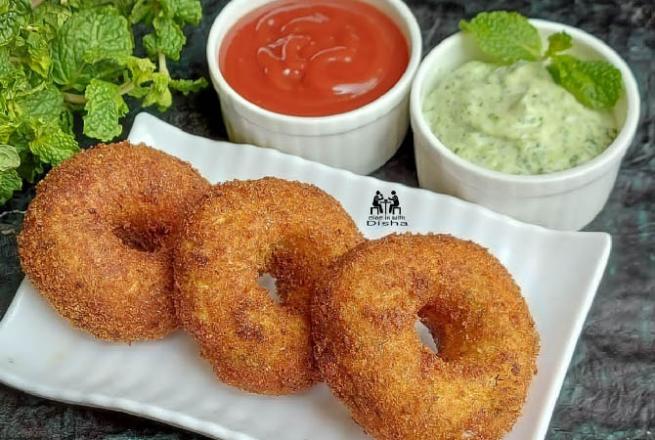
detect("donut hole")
[113,223,170,253]
[258,245,316,310]
[415,319,439,355]
[418,303,485,362]
[257,272,281,304]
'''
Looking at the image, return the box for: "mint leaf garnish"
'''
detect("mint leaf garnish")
[0,0,206,206]
[161,0,203,25]
[170,78,209,95]
[459,11,542,64]
[129,0,154,25]
[0,144,20,171]
[0,169,22,205]
[29,123,80,165]
[52,8,134,90]
[125,56,157,88]
[0,0,30,47]
[144,16,186,61]
[25,31,51,78]
[544,31,572,58]
[142,72,173,110]
[547,55,623,110]
[462,11,624,110]
[31,3,72,39]
[14,85,66,123]
[83,79,129,141]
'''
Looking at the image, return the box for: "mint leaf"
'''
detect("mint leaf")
[10,126,44,183]
[83,79,129,141]
[142,33,158,58]
[0,169,22,205]
[0,116,15,144]
[7,125,29,156]
[52,7,133,90]
[0,0,31,47]
[0,47,11,74]
[144,16,185,61]
[0,51,31,94]
[169,77,207,94]
[14,85,65,124]
[105,0,138,17]
[161,0,202,25]
[142,72,172,110]
[0,144,20,171]
[32,3,72,39]
[130,0,155,24]
[0,0,207,207]
[545,31,572,58]
[126,55,156,86]
[548,54,623,110]
[124,56,158,99]
[131,0,202,26]
[64,0,136,15]
[25,31,52,78]
[460,11,542,64]
[29,123,79,165]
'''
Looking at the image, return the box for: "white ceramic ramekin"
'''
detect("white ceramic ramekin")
[206,0,422,175]
[411,20,640,231]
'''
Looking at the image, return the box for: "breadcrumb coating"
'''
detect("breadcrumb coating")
[18,142,210,342]
[312,233,540,440]
[174,177,364,394]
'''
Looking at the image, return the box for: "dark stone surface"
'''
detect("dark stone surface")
[0,0,653,439]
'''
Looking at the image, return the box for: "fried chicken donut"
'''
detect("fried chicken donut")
[313,234,540,440]
[174,177,364,394]
[18,142,210,342]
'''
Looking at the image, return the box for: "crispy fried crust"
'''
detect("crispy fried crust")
[312,234,540,440]
[18,142,210,342]
[174,177,364,394]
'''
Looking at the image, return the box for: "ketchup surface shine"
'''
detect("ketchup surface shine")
[219,0,409,116]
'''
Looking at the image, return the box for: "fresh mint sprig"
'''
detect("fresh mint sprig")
[0,0,208,205]
[459,11,623,111]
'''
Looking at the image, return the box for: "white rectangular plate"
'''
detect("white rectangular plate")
[0,113,611,440]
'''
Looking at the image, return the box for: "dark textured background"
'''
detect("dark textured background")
[0,0,653,439]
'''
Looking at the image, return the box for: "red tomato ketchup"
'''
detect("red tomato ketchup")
[219,0,409,116]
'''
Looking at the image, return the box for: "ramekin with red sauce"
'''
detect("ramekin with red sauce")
[207,0,421,174]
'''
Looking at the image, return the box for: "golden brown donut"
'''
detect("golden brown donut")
[312,233,540,440]
[18,142,210,342]
[174,177,364,394]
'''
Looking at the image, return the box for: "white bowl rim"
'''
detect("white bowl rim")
[410,18,641,185]
[206,0,423,131]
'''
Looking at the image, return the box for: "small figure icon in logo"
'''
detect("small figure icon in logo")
[371,190,384,215]
[388,190,400,215]
[367,190,408,227]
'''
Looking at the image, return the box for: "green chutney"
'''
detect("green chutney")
[423,61,618,175]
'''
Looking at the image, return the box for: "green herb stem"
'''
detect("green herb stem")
[118,81,135,95]
[158,52,169,77]
[63,92,86,105]
[63,81,135,106]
